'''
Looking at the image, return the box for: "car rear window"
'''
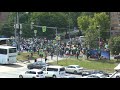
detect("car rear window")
[47,68,58,71]
[38,71,43,74]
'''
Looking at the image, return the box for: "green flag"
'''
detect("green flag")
[42,26,46,32]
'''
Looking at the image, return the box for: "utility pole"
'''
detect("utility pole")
[14,16,17,46]
[109,12,111,39]
[56,27,58,64]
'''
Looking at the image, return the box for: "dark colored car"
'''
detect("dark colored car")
[81,70,109,77]
[27,61,49,69]
[81,70,94,76]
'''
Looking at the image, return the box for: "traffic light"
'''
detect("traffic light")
[42,26,46,32]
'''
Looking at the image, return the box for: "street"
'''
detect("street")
[0,56,82,78]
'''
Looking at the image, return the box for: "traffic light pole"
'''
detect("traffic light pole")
[16,12,20,52]
[31,24,58,64]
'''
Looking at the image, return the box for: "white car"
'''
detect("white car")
[19,69,45,78]
[65,65,84,74]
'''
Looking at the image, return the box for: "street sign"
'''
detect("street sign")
[42,26,46,32]
[55,35,60,40]
[20,24,22,29]
[14,24,22,29]
[34,30,37,33]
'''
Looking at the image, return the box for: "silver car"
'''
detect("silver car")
[65,65,84,74]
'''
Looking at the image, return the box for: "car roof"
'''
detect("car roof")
[68,65,80,67]
[0,45,16,49]
[27,69,43,72]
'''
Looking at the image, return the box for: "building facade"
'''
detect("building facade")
[110,12,120,36]
[0,12,9,23]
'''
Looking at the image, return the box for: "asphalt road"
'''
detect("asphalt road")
[0,59,82,78]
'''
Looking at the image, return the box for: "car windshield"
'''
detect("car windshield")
[76,66,80,68]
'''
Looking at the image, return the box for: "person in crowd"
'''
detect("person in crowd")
[34,58,37,62]
[45,56,47,63]
[76,50,79,59]
[50,51,54,60]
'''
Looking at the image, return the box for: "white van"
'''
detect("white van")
[43,65,65,78]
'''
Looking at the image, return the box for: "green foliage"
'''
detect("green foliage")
[77,12,110,48]
[77,15,90,33]
[0,12,110,39]
[108,36,120,55]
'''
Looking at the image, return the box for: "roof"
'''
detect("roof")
[0,38,10,41]
[114,63,120,70]
[68,65,80,67]
[0,45,16,49]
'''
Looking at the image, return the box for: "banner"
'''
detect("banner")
[89,50,110,60]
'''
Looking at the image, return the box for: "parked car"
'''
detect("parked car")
[109,71,120,78]
[62,74,76,78]
[81,70,94,76]
[82,74,106,78]
[43,65,65,78]
[81,70,109,77]
[27,61,49,69]
[91,70,109,77]
[65,65,84,74]
[19,69,45,78]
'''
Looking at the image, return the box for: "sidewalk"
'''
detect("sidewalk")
[18,55,65,64]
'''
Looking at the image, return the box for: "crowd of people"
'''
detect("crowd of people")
[11,37,85,59]
[11,37,110,61]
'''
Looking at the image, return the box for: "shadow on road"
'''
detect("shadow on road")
[0,64,23,68]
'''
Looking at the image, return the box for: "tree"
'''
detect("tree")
[77,15,91,34]
[93,12,110,40]
[108,36,120,55]
[77,12,110,49]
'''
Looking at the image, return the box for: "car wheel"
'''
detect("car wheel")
[27,66,32,69]
[19,75,23,78]
[74,70,77,74]
[52,75,56,78]
[116,76,120,78]
[32,77,36,78]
